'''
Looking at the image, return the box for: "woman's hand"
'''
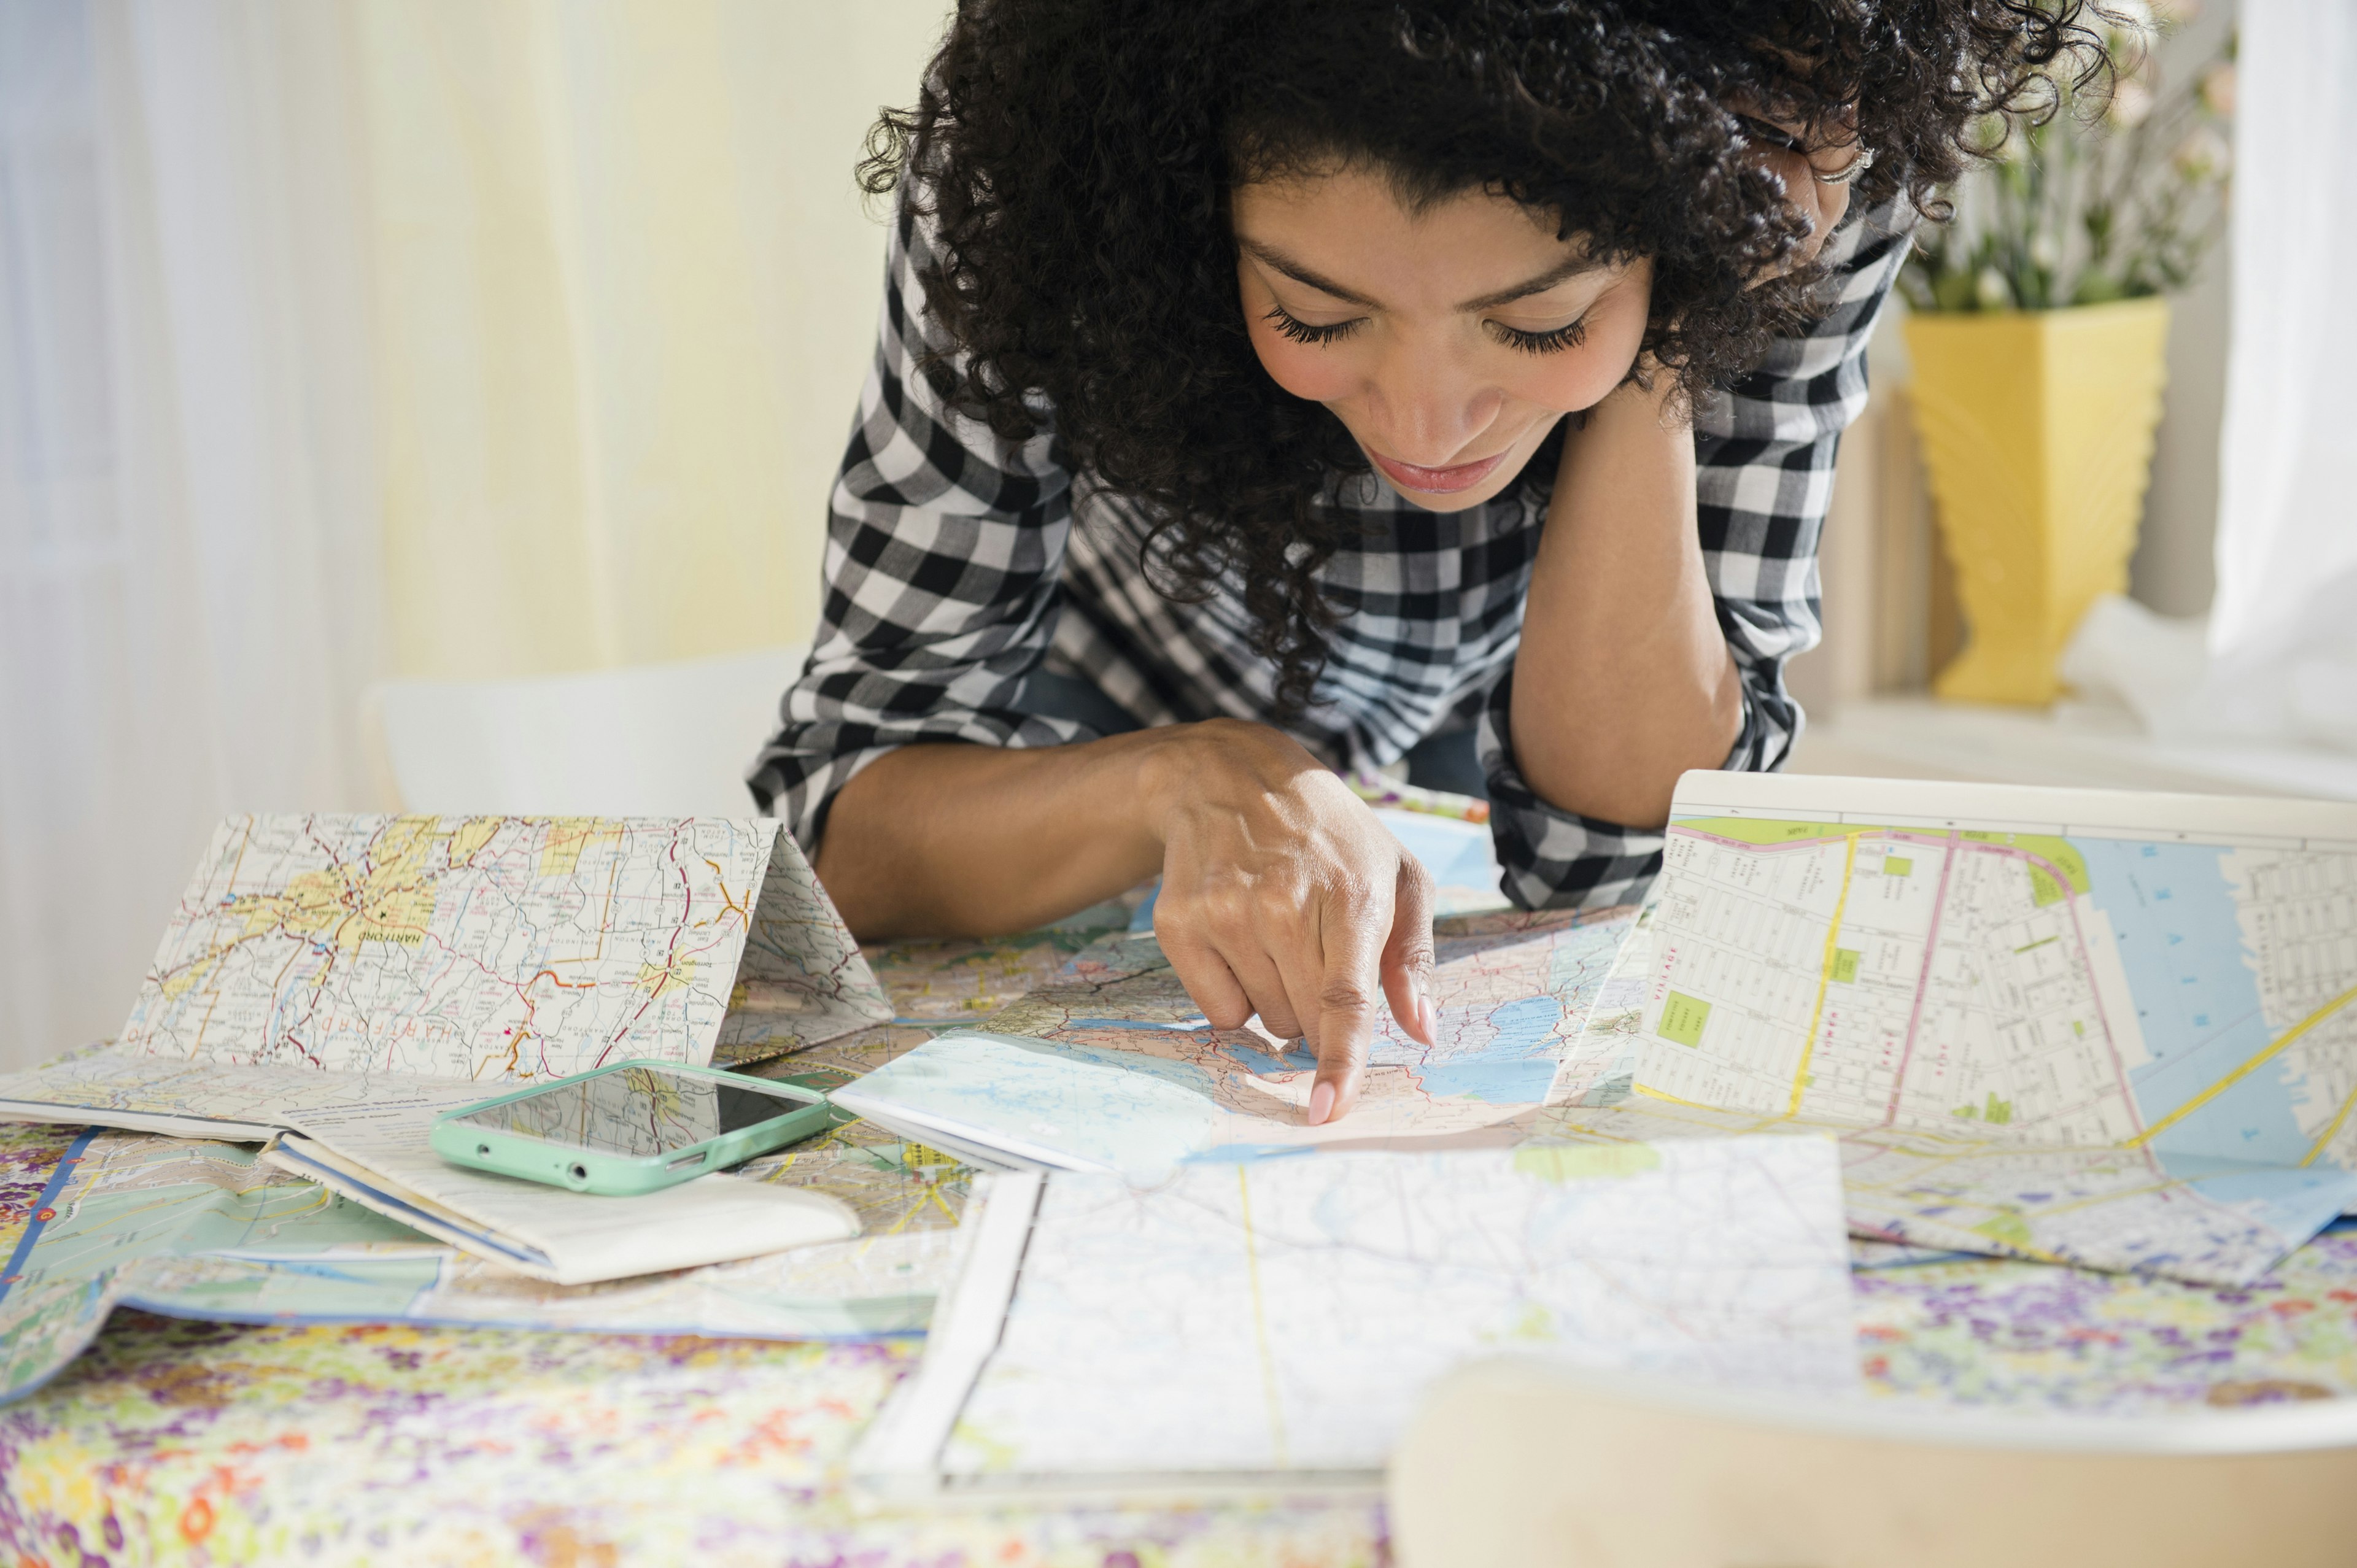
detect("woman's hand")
[1735,107,1868,276]
[1144,719,1438,1125]
[815,714,1439,1127]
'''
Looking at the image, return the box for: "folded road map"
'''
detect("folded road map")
[0,814,892,1281]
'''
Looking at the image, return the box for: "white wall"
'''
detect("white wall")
[2129,0,2239,618]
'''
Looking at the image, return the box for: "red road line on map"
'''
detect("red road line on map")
[1676,824,2155,1146]
[1949,837,2152,1146]
[1880,832,1959,1127]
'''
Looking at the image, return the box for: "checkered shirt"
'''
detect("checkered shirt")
[751,197,1913,909]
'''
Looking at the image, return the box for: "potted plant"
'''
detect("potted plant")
[1897,1,2234,706]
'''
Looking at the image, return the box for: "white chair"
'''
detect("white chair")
[366,645,808,817]
[1389,1357,2357,1567]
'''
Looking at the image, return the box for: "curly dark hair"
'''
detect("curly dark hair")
[861,0,2100,714]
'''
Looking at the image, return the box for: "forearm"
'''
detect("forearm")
[1509,379,1744,828]
[814,730,1194,939]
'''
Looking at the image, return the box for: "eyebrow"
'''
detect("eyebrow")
[1238,239,1603,314]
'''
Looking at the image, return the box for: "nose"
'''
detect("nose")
[1361,343,1501,466]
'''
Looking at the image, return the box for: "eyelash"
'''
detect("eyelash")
[1264,305,1364,346]
[1487,317,1590,355]
[1263,304,1590,355]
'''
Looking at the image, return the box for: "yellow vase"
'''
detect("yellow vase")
[1903,298,2171,706]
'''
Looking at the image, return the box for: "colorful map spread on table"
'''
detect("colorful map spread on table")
[834,776,2357,1288]
[122,814,886,1081]
[831,908,1633,1180]
[860,1138,1855,1489]
[10,903,2357,1563]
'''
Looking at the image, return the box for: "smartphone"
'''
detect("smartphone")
[429,1059,837,1196]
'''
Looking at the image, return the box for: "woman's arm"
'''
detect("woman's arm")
[756,204,1434,1124]
[1491,196,1916,892]
[1509,377,1740,830]
[816,720,1438,1125]
[1507,129,1875,830]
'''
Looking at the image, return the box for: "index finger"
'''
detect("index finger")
[1306,887,1390,1126]
[1380,852,1438,1049]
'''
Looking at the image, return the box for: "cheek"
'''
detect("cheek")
[1501,352,1623,413]
[1245,319,1362,404]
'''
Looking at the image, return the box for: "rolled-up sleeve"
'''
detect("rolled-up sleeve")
[1482,198,1915,910]
[748,206,1089,850]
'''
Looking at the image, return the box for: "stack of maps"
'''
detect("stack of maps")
[832,773,2357,1491]
[0,813,919,1399]
[5,778,2357,1497]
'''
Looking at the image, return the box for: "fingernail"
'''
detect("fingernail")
[1417,992,1436,1042]
[1309,1080,1337,1126]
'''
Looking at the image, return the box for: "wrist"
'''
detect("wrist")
[1581,365,1688,434]
[1132,718,1304,846]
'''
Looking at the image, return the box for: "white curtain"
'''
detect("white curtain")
[0,1,947,1071]
[0,1,384,1070]
[2198,0,2357,741]
[2064,0,2357,748]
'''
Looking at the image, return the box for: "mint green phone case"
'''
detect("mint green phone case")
[428,1059,838,1196]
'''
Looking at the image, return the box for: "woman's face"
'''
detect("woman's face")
[1232,164,1652,512]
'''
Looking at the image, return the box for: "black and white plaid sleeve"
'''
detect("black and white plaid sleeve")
[1482,199,1916,910]
[747,206,1089,849]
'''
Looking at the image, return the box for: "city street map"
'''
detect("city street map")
[1544,772,2357,1285]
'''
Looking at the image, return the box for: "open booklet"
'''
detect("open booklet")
[832,773,2357,1287]
[0,1119,969,1405]
[0,814,892,1281]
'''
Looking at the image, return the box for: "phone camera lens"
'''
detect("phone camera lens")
[476,1144,491,1157]
[568,1163,589,1184]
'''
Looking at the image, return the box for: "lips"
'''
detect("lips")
[1365,446,1508,496]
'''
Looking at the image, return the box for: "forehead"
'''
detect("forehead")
[1229,164,1594,304]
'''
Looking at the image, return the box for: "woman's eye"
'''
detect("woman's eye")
[1264,305,1365,346]
[1486,316,1590,355]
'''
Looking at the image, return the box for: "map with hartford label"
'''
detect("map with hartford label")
[1596,778,2357,1173]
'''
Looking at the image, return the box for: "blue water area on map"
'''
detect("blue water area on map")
[1418,994,1563,1103]
[1225,1043,1321,1076]
[2079,838,2308,1164]
[2153,1153,2357,1244]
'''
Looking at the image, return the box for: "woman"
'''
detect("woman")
[753,0,2091,1122]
